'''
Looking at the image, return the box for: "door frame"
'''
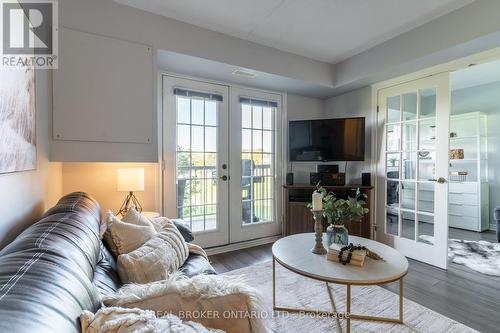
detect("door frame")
[160,71,286,249]
[374,73,450,269]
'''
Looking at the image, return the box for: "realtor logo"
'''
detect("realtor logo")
[1,0,58,68]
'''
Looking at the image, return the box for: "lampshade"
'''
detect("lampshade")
[117,168,144,192]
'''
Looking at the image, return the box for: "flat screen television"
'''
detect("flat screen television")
[289,117,365,162]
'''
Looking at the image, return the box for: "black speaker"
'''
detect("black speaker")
[362,173,371,186]
[286,173,294,185]
[317,164,339,173]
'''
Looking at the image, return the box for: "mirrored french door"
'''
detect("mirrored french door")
[163,76,282,248]
[376,73,450,269]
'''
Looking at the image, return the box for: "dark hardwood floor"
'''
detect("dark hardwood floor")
[209,230,500,333]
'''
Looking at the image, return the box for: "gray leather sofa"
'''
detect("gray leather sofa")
[0,192,215,333]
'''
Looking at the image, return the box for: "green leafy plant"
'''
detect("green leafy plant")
[308,187,369,226]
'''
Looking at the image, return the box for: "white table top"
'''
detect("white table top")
[272,233,408,285]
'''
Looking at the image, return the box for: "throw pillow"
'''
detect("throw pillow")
[117,219,190,284]
[106,211,157,255]
[149,217,194,242]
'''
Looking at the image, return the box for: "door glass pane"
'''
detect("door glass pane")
[420,88,436,118]
[401,182,415,210]
[401,211,416,240]
[176,95,218,232]
[419,119,435,150]
[402,92,417,121]
[386,208,399,236]
[241,100,275,224]
[402,152,416,179]
[387,153,400,178]
[402,121,417,151]
[418,183,434,213]
[417,214,434,244]
[387,96,401,123]
[419,151,436,180]
[386,180,399,207]
[387,124,400,151]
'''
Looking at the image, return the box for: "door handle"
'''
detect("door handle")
[220,175,228,181]
[430,177,447,184]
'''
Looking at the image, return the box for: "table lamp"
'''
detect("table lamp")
[116,168,144,216]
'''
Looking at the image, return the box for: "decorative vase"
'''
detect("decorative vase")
[326,224,349,246]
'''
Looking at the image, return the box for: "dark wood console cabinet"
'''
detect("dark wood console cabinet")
[283,184,374,239]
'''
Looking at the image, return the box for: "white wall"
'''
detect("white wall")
[286,94,325,183]
[0,70,63,249]
[324,86,374,184]
[62,163,159,215]
[60,0,334,89]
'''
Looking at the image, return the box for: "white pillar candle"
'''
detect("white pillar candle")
[312,191,323,211]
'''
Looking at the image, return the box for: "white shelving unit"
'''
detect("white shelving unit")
[448,112,489,231]
[400,112,489,231]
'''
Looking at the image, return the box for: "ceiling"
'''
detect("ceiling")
[451,59,500,91]
[157,49,335,98]
[114,0,473,64]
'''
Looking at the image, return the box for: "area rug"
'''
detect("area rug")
[419,235,500,277]
[222,260,477,333]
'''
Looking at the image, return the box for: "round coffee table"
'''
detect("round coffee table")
[272,233,408,333]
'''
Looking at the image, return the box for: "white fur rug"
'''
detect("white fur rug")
[419,235,500,277]
[222,260,477,333]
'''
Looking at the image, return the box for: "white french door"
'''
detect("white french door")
[229,88,282,243]
[163,76,230,247]
[163,76,282,248]
[376,73,450,269]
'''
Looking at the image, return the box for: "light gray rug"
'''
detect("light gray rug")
[223,260,477,333]
[419,235,500,277]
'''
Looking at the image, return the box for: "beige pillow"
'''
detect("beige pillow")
[106,211,156,255]
[117,219,189,284]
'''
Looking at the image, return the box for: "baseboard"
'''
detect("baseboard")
[205,235,281,256]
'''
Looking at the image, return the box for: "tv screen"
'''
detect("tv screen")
[289,117,365,162]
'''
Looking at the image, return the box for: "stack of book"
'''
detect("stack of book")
[326,243,367,267]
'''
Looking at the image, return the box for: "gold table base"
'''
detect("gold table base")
[272,258,404,333]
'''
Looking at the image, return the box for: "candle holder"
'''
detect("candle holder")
[311,209,327,255]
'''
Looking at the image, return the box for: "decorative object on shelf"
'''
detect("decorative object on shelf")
[116,168,145,216]
[449,171,468,182]
[449,149,464,160]
[309,187,369,247]
[310,209,327,255]
[418,151,430,159]
[450,132,458,138]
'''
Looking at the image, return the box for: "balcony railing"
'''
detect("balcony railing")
[176,164,273,224]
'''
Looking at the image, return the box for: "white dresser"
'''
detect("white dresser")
[448,182,489,231]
